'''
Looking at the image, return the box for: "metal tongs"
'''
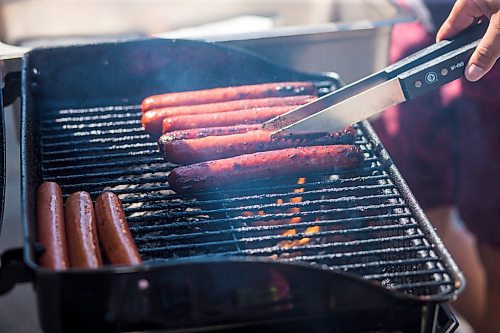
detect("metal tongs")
[264,21,489,137]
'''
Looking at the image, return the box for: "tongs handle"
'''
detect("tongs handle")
[398,38,479,100]
[384,20,488,100]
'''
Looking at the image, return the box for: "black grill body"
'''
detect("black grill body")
[12,39,465,332]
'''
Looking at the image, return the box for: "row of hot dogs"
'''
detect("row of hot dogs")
[36,182,142,270]
[142,81,364,193]
[35,81,362,270]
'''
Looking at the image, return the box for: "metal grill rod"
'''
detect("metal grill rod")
[127,203,409,225]
[139,233,424,255]
[131,213,413,240]
[123,183,397,212]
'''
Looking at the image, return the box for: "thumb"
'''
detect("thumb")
[465,13,500,82]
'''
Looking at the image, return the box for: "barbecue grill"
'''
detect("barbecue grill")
[0,38,463,332]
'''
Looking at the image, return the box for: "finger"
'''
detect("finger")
[465,12,500,81]
[436,0,483,41]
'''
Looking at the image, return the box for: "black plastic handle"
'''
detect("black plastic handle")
[398,38,479,100]
[384,20,487,79]
[1,72,22,107]
[0,248,33,295]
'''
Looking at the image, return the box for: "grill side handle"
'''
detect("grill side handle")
[437,303,459,333]
[0,248,34,295]
[2,71,22,108]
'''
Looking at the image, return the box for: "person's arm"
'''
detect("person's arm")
[437,0,499,81]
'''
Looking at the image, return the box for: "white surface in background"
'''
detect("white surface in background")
[0,0,340,45]
[0,42,29,60]
[155,15,275,39]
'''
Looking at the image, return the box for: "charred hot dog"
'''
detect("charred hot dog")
[159,124,263,142]
[168,145,363,192]
[159,127,356,165]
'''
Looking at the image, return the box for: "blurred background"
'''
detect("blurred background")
[0,1,471,332]
[0,0,413,82]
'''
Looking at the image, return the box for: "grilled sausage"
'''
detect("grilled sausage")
[159,105,298,135]
[64,191,103,268]
[143,95,315,115]
[159,124,355,143]
[94,192,142,266]
[141,81,317,112]
[159,124,263,142]
[142,96,315,135]
[168,145,363,192]
[36,182,69,270]
[159,128,356,165]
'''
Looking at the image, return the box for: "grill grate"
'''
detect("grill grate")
[39,101,455,298]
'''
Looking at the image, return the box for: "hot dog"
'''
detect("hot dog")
[143,95,315,115]
[141,81,317,112]
[36,182,69,270]
[168,145,363,192]
[159,124,263,142]
[159,105,298,135]
[159,124,356,143]
[64,191,103,268]
[94,192,142,266]
[159,128,356,165]
[142,96,315,135]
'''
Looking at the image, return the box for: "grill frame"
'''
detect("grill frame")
[16,38,464,332]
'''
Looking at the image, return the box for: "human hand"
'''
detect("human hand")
[437,0,500,81]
